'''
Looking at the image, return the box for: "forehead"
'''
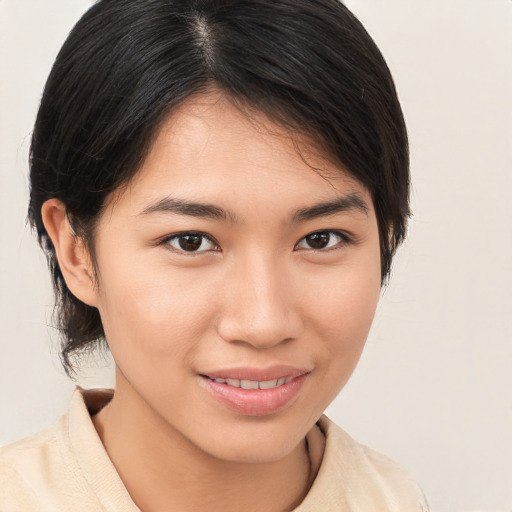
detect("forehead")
[116,92,372,216]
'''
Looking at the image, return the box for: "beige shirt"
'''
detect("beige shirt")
[0,389,429,511]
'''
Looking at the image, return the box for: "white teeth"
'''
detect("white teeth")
[213,377,291,389]
[240,379,259,389]
[259,379,278,389]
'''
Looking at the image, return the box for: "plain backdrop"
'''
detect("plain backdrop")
[1,1,511,511]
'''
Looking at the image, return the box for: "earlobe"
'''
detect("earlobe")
[41,199,99,307]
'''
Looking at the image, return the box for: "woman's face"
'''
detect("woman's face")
[90,92,381,463]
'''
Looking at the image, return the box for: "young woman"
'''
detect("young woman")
[0,0,429,510]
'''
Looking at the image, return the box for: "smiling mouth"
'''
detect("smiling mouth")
[205,376,294,390]
[201,371,309,416]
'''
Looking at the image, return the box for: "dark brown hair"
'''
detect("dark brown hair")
[28,0,409,374]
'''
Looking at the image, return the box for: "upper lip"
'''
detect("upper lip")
[201,365,311,382]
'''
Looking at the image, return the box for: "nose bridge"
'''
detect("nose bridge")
[217,250,301,348]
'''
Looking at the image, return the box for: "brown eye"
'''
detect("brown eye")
[165,232,217,253]
[305,232,330,249]
[295,230,347,251]
[179,234,202,251]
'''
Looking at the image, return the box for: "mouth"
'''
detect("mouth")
[199,367,310,416]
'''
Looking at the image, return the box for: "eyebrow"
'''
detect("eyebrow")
[292,193,369,222]
[140,193,368,223]
[140,197,238,222]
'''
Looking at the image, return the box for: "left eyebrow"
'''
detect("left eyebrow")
[292,193,369,222]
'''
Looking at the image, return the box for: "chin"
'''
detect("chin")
[191,413,311,464]
[210,436,301,464]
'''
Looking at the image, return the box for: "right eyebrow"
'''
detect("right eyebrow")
[139,196,238,223]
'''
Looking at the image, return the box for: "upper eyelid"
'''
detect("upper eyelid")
[298,229,351,242]
[162,230,214,242]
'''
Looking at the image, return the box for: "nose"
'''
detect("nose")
[216,255,303,349]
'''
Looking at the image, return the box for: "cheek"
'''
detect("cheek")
[95,259,217,366]
[302,259,381,364]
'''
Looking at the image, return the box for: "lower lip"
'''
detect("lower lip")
[201,374,308,416]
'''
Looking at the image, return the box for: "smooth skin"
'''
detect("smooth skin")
[42,91,382,512]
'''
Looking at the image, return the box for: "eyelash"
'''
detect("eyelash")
[160,230,352,254]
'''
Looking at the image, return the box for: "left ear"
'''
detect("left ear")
[41,198,99,307]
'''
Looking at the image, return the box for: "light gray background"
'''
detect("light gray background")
[1,1,511,511]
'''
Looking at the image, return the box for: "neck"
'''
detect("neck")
[92,379,315,512]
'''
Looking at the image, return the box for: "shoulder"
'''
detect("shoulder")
[0,389,116,512]
[0,464,41,511]
[0,421,66,510]
[298,416,430,511]
[0,388,137,512]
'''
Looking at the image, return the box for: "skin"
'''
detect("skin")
[42,92,382,512]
